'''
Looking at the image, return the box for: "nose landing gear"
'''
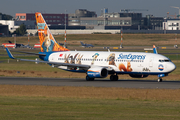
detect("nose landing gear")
[158,78,162,82]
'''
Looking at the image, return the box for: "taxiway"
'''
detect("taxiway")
[0,77,179,89]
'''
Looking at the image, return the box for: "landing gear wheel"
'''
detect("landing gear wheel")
[110,75,114,81]
[110,75,118,81]
[86,76,94,81]
[158,78,162,82]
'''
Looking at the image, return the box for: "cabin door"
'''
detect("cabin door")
[149,57,154,67]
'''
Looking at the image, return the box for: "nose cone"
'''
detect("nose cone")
[168,62,176,72]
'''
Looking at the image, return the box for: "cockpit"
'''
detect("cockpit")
[159,59,171,62]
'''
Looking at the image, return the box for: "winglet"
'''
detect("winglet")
[153,45,158,54]
[5,46,15,59]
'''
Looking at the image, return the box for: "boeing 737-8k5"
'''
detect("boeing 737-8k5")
[5,12,176,82]
[80,41,94,48]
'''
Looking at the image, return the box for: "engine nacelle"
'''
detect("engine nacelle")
[129,74,148,78]
[87,67,108,78]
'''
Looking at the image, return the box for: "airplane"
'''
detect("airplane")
[8,41,23,48]
[58,43,68,47]
[80,41,94,48]
[0,45,4,48]
[5,12,176,82]
[8,41,34,49]
[20,44,34,49]
[2,42,15,48]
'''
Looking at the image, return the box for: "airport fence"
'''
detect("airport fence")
[122,30,180,34]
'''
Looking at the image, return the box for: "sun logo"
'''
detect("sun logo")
[158,64,164,71]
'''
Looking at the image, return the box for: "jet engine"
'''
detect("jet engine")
[129,74,148,78]
[86,67,108,79]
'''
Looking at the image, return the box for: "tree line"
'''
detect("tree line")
[0,13,13,20]
[0,13,27,36]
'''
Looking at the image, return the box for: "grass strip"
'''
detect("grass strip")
[0,85,180,120]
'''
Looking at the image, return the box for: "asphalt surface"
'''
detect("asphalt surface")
[0,77,180,89]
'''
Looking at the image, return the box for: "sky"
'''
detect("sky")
[0,0,180,17]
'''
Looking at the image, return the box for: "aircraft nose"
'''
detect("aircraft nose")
[169,62,176,72]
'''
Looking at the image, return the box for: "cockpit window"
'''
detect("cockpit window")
[159,59,171,62]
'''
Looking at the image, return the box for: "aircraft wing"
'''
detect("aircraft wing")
[19,59,90,68]
[5,47,90,69]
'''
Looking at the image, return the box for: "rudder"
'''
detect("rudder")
[35,12,69,52]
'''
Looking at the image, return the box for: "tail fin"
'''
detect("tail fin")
[35,12,69,52]
[153,45,158,54]
[80,41,85,46]
[8,41,12,43]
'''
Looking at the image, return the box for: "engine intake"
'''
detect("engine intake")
[87,67,108,78]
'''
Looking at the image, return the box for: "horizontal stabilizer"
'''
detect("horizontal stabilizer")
[10,50,46,56]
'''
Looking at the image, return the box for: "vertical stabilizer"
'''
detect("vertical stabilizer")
[80,41,85,46]
[153,45,158,54]
[35,12,69,52]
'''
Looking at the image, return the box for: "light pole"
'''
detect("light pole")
[120,30,123,48]
[64,10,67,48]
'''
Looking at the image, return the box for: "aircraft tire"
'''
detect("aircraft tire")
[158,78,162,82]
[110,75,118,81]
[86,76,94,81]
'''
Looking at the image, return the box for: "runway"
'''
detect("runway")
[0,77,180,89]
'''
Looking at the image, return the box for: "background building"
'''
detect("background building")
[163,19,180,30]
[0,20,35,32]
[141,15,164,30]
[15,13,68,25]
[0,14,2,20]
[69,9,132,29]
[0,24,9,36]
[68,9,97,26]
[4,8,179,34]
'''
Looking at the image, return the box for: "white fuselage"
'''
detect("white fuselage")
[48,51,176,75]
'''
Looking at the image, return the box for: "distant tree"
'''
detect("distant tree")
[0,13,13,20]
[13,24,27,36]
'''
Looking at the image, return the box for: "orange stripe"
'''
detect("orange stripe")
[88,70,100,72]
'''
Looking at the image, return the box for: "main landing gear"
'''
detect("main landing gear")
[86,75,94,81]
[158,78,162,82]
[110,75,118,81]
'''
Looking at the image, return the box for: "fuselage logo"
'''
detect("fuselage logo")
[37,23,46,29]
[158,64,164,71]
[59,54,63,57]
[118,53,146,60]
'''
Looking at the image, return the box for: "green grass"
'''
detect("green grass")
[0,61,61,72]
[0,96,180,120]
[1,33,180,43]
[163,54,180,60]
